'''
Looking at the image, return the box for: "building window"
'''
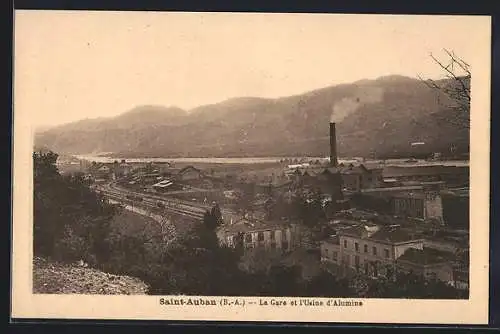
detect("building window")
[384,249,390,258]
[372,247,377,256]
[270,231,275,240]
[332,251,338,261]
[355,243,359,252]
[344,240,348,248]
[258,232,264,242]
[364,262,369,275]
[245,234,252,243]
[282,231,288,241]
[342,254,350,267]
[373,262,378,277]
[364,244,368,253]
[354,256,360,271]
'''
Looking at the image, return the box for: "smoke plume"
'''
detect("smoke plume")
[330,86,385,123]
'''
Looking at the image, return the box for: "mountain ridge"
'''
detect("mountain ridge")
[35,75,470,159]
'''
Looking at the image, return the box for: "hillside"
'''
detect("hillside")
[34,75,470,158]
[33,257,149,295]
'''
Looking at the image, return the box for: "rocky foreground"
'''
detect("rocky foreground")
[33,257,149,295]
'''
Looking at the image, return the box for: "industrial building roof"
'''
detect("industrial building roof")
[152,179,174,188]
[383,165,468,178]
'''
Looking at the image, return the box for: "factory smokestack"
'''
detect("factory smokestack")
[330,122,338,167]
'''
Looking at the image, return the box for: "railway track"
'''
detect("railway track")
[95,181,242,225]
[102,191,205,220]
[101,182,233,215]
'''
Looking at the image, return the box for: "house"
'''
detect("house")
[216,218,301,254]
[176,166,204,181]
[396,247,455,283]
[320,224,424,278]
[151,162,172,174]
[88,163,114,181]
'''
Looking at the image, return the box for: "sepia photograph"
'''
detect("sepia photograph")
[12,11,491,323]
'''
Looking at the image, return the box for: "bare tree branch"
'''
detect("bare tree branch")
[418,49,470,129]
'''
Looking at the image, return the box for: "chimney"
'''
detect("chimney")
[330,122,338,167]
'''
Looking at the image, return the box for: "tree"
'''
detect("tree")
[210,203,223,226]
[203,203,223,230]
[300,188,326,228]
[33,150,119,264]
[354,271,467,299]
[419,49,471,129]
[146,223,243,295]
[304,270,353,297]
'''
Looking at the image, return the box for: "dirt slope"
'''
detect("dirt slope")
[33,257,149,295]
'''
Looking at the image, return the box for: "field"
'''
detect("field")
[111,205,199,241]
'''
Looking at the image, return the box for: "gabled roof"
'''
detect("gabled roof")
[291,166,341,177]
[339,225,422,244]
[397,247,455,266]
[89,163,113,172]
[218,217,292,234]
[178,165,203,175]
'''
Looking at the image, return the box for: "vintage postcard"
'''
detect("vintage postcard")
[11,11,491,324]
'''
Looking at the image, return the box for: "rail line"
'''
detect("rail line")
[102,182,233,215]
[101,191,205,220]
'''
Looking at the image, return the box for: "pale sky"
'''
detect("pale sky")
[14,11,490,128]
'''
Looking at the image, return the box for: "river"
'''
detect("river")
[75,154,469,167]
